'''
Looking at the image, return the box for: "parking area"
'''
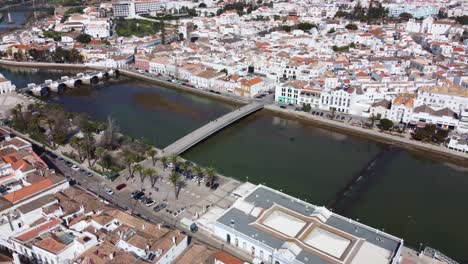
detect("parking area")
[40,143,241,224]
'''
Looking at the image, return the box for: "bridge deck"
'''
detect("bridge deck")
[164,102,264,155]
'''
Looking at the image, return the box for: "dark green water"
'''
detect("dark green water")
[2,66,468,261]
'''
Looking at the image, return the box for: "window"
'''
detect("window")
[251,246,256,255]
[260,250,264,259]
[235,238,239,247]
[242,242,246,250]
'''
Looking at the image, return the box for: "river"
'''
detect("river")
[1,66,468,261]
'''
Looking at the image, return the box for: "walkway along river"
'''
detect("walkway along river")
[1,65,468,261]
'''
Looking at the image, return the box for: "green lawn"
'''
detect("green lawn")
[115,19,161,37]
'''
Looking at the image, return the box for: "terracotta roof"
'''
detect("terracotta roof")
[212,251,244,264]
[34,237,68,254]
[3,178,54,203]
[15,218,62,242]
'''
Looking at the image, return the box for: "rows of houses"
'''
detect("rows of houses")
[0,128,244,264]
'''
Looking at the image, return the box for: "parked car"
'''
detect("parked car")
[116,183,127,190]
[167,163,174,168]
[211,182,219,190]
[153,203,167,212]
[145,199,156,207]
[85,172,93,177]
[71,165,79,171]
[280,106,287,109]
[104,188,114,195]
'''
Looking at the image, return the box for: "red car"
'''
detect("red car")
[116,183,127,191]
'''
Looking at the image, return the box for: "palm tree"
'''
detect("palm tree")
[70,136,84,162]
[169,155,178,166]
[193,165,203,186]
[93,147,105,167]
[134,164,143,181]
[180,162,189,176]
[169,172,182,200]
[368,114,377,128]
[123,151,136,177]
[205,167,217,189]
[160,156,168,166]
[140,167,151,188]
[146,168,158,188]
[146,148,158,166]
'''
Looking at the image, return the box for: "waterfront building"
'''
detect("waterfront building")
[212,184,403,264]
[414,85,468,113]
[0,74,16,93]
[447,134,468,153]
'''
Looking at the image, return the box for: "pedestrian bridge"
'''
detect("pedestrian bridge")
[19,69,119,96]
[164,102,264,155]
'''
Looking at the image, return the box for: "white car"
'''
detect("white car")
[104,188,114,195]
[145,199,156,207]
[71,165,80,171]
[167,163,174,168]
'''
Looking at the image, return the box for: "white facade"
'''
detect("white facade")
[0,74,16,93]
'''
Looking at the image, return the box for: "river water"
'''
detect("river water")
[1,66,468,261]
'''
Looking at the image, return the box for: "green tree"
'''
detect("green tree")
[193,165,204,186]
[76,33,92,44]
[146,168,158,188]
[282,25,291,32]
[456,15,468,25]
[301,103,311,112]
[160,156,168,166]
[134,163,143,181]
[146,147,158,166]
[297,22,316,31]
[368,114,377,128]
[123,151,136,177]
[205,167,217,189]
[160,20,166,44]
[345,23,358,30]
[379,118,394,131]
[169,172,183,199]
[399,12,413,20]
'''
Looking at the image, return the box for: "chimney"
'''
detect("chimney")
[142,223,146,230]
[109,252,115,260]
[158,224,161,230]
[172,236,176,245]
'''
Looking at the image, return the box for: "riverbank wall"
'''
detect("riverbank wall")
[118,69,248,106]
[1,60,466,164]
[264,104,468,165]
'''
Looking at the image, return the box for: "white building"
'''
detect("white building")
[84,19,111,39]
[212,184,403,264]
[0,73,16,93]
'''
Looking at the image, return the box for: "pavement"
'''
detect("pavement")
[0,92,35,119]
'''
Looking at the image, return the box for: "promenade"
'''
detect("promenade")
[164,102,264,155]
[265,105,468,162]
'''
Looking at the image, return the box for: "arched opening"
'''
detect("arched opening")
[40,87,50,97]
[74,79,82,87]
[103,72,110,79]
[114,69,120,76]
[226,234,231,244]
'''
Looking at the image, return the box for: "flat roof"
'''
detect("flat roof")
[216,185,402,264]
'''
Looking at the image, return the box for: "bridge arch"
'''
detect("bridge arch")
[57,83,66,93]
[40,87,50,97]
